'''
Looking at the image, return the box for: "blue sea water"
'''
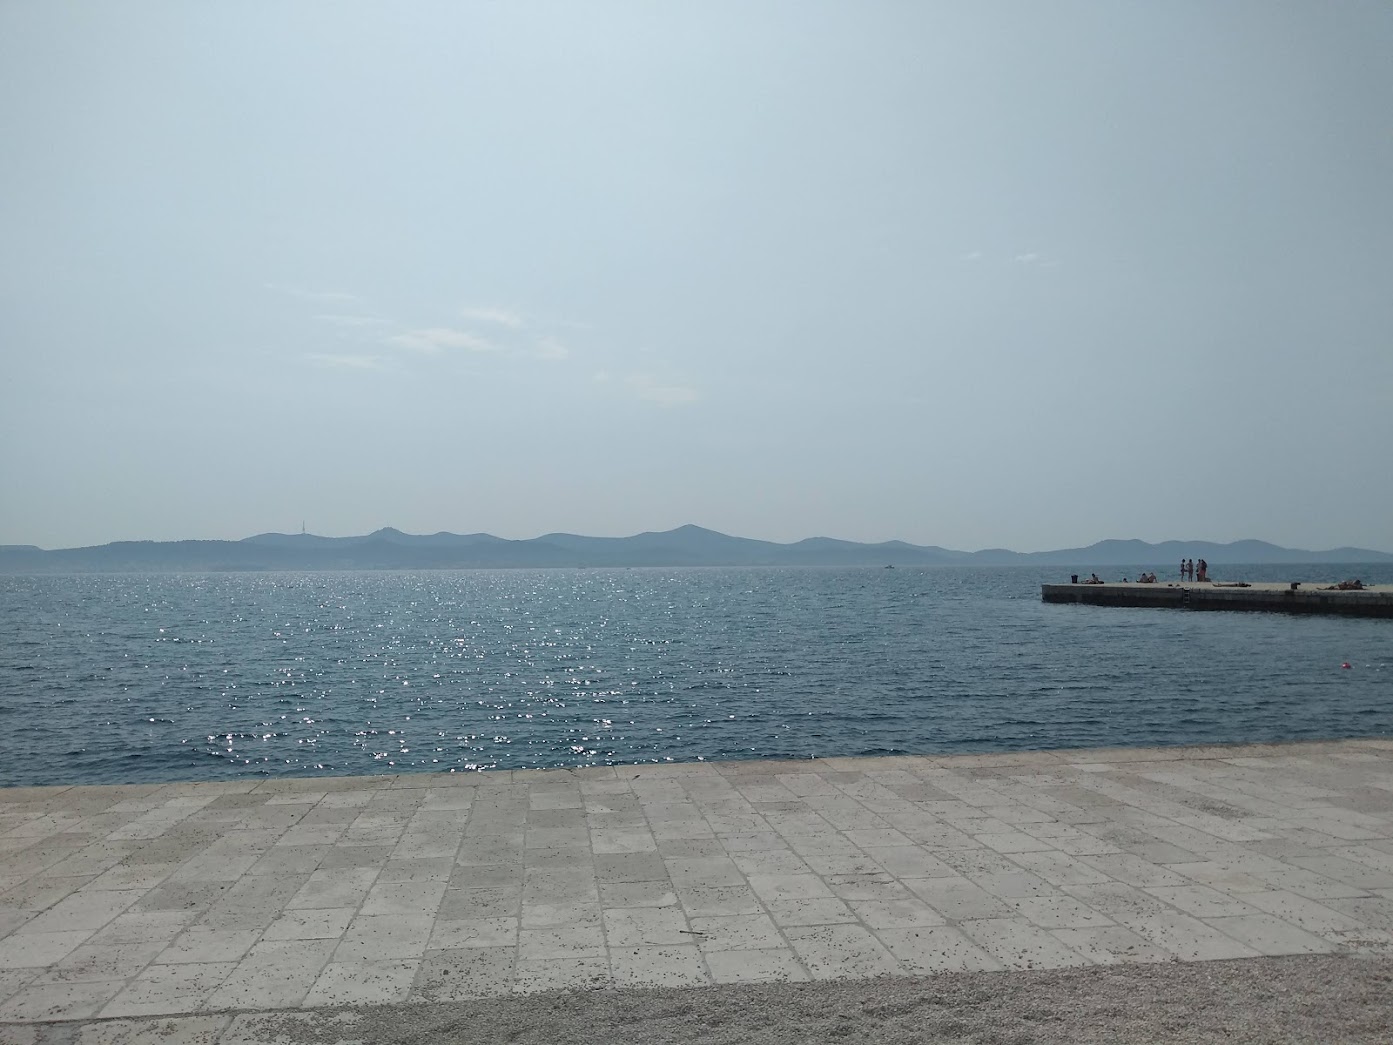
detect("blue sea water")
[1,565,1391,787]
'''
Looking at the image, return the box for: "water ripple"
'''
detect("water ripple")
[1,565,1391,786]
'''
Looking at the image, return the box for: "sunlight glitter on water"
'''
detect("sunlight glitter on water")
[1,565,1391,785]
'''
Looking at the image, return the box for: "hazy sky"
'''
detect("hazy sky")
[3,2,1390,552]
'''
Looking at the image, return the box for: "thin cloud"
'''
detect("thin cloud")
[388,328,502,354]
[1014,253,1041,264]
[266,283,358,303]
[626,374,699,406]
[306,352,388,370]
[961,250,984,262]
[315,314,389,328]
[536,336,570,361]
[460,306,524,328]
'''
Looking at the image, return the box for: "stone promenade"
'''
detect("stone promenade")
[2,739,1393,1041]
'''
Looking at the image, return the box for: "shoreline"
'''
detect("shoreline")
[10,734,1393,796]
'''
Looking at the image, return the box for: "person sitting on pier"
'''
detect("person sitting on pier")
[1137,572,1157,584]
[1327,578,1365,591]
[1082,573,1104,584]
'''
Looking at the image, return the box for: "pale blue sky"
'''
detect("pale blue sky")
[2,2,1390,552]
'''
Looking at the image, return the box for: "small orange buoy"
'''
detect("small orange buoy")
[1342,662,1352,669]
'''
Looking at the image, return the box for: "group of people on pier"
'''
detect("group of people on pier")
[1074,561,1212,585]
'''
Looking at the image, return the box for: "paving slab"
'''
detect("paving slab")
[0,738,1391,1037]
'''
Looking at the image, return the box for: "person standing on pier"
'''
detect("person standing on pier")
[1180,558,1186,581]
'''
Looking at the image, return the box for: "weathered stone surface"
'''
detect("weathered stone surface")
[0,738,1389,1034]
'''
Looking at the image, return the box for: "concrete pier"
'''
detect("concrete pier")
[1043,580,1393,617]
[2,739,1393,1041]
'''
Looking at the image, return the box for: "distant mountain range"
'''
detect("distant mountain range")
[0,526,1388,573]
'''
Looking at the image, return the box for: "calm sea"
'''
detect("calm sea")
[2,565,1390,787]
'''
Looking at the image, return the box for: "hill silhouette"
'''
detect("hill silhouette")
[0,527,1388,573]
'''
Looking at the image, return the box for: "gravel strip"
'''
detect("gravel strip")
[15,954,1393,1044]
